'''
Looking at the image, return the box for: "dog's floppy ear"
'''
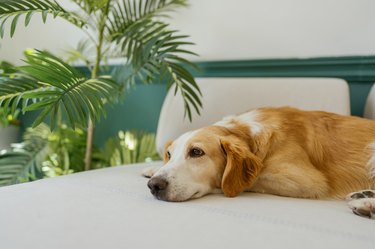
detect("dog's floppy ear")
[220,136,263,197]
[163,140,173,163]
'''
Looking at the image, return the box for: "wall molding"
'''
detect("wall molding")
[96,55,375,116]
[187,56,374,116]
[193,56,375,81]
[75,55,375,146]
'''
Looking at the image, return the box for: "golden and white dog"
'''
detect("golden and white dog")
[143,107,375,218]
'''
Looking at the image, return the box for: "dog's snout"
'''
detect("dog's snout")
[147,177,168,196]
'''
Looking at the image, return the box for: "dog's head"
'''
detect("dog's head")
[147,126,263,201]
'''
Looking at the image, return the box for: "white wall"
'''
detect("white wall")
[1,0,375,64]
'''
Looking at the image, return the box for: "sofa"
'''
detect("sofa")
[0,78,374,249]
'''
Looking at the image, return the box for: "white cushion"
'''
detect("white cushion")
[157,78,350,155]
[0,162,374,249]
[364,83,375,119]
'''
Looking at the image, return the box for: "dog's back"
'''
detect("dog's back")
[251,107,375,198]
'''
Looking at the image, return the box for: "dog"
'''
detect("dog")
[143,107,375,218]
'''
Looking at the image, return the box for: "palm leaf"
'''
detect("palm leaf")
[0,152,40,186]
[114,23,201,120]
[0,50,119,129]
[107,0,187,41]
[71,0,109,14]
[64,39,95,68]
[105,0,201,121]
[0,0,86,38]
[0,124,48,187]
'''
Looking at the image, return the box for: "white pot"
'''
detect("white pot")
[0,125,20,151]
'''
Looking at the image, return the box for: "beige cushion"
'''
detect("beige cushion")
[1,162,374,249]
[156,77,350,155]
[364,83,375,119]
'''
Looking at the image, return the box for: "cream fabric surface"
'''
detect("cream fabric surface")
[156,78,350,155]
[1,77,363,249]
[0,162,374,249]
[364,83,375,119]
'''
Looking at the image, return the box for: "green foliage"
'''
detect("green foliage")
[0,0,201,179]
[65,39,95,68]
[0,124,48,186]
[0,124,160,186]
[107,0,188,39]
[0,60,17,74]
[98,130,160,166]
[40,123,87,177]
[0,61,20,127]
[0,0,201,125]
[106,0,201,120]
[0,123,86,185]
[0,107,20,126]
[0,0,86,38]
[71,0,109,14]
[0,49,120,129]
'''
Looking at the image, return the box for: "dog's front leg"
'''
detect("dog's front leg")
[141,165,162,178]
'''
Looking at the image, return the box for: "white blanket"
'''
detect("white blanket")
[0,162,373,249]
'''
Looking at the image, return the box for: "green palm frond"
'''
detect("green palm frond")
[0,61,17,74]
[64,39,95,68]
[107,0,187,40]
[0,73,40,115]
[71,0,109,14]
[0,124,48,187]
[0,0,86,38]
[0,49,119,129]
[116,23,201,120]
[105,0,201,120]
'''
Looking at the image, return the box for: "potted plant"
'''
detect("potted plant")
[0,0,202,186]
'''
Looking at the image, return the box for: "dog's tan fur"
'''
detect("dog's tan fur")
[145,107,375,201]
[161,107,375,200]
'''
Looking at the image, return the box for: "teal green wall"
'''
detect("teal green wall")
[94,84,167,147]
[20,56,375,147]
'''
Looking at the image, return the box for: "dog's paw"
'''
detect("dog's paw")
[346,189,375,201]
[141,166,161,178]
[347,198,375,219]
[346,190,375,219]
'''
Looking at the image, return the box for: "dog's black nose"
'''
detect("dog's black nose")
[147,177,169,196]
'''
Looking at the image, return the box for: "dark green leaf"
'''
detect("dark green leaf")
[0,0,86,37]
[0,50,118,129]
[24,11,34,26]
[10,13,20,37]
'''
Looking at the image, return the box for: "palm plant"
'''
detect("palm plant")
[0,0,201,172]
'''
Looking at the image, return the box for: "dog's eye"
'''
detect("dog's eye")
[189,148,205,158]
[167,151,171,159]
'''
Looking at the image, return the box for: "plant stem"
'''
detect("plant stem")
[84,1,112,171]
[84,119,94,171]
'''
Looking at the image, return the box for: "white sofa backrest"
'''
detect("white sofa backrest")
[364,83,375,119]
[156,77,350,155]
